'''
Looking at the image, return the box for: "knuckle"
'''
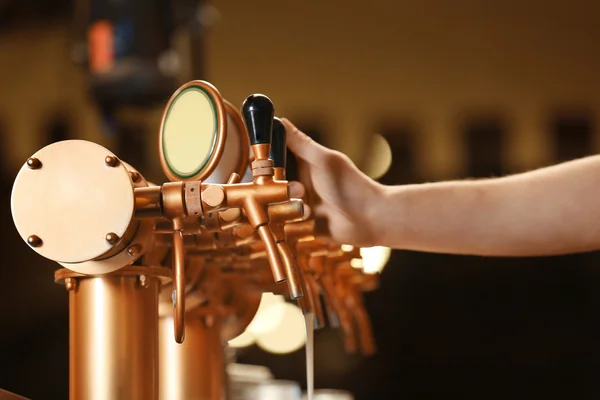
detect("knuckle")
[324,149,346,166]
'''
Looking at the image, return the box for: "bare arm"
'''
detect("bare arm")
[283,118,600,256]
[377,156,600,256]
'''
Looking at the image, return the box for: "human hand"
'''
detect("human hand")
[282,118,383,247]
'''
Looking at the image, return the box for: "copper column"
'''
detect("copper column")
[69,275,160,400]
[159,315,226,400]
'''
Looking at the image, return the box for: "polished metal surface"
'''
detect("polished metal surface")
[159,316,226,400]
[69,274,160,400]
[10,80,383,400]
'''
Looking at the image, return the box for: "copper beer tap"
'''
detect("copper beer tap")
[9,78,387,399]
[136,94,297,341]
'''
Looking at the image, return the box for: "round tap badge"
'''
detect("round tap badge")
[159,80,227,182]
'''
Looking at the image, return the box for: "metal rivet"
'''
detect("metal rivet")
[139,275,149,288]
[65,277,77,291]
[105,155,119,167]
[202,185,226,207]
[26,157,42,169]
[27,235,42,247]
[105,232,119,244]
[129,171,141,183]
[127,244,142,257]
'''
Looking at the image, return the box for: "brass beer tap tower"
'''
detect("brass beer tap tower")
[10,80,382,399]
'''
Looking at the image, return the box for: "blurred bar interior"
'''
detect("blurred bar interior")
[1,0,600,399]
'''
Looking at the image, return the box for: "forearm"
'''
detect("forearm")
[373,156,600,256]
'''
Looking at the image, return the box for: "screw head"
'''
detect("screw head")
[129,171,141,183]
[105,232,119,244]
[105,155,119,167]
[127,244,142,257]
[27,235,42,247]
[26,157,42,169]
[65,277,77,291]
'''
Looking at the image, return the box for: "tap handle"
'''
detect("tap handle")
[172,222,186,344]
[270,117,287,168]
[242,94,274,146]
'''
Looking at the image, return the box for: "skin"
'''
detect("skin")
[282,118,600,257]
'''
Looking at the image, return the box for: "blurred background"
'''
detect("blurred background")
[1,0,600,398]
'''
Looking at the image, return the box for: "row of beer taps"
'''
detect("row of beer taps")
[13,80,379,357]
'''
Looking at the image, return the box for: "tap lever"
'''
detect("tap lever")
[270,117,287,170]
[242,94,274,147]
[172,218,186,343]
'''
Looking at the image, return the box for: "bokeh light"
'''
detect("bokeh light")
[228,292,286,348]
[227,329,256,348]
[246,293,286,335]
[256,303,307,354]
[363,134,392,180]
[359,246,391,274]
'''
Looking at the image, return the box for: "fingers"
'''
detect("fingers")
[312,203,329,219]
[289,181,306,198]
[296,157,319,205]
[281,118,328,165]
[302,204,312,220]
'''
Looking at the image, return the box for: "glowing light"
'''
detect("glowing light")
[363,134,392,180]
[227,363,273,381]
[360,246,391,274]
[227,329,256,348]
[227,293,290,348]
[350,258,363,269]
[341,244,354,252]
[253,380,302,399]
[246,293,286,335]
[305,389,355,400]
[256,303,307,354]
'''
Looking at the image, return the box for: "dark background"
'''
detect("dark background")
[1,1,600,399]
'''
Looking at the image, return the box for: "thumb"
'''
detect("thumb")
[281,118,328,165]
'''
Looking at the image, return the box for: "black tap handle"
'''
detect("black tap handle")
[242,94,274,145]
[270,117,287,168]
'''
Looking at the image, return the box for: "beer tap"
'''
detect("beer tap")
[138,93,296,341]
[336,265,378,356]
[294,242,328,329]
[269,117,304,300]
[9,78,387,399]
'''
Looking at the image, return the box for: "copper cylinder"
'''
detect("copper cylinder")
[134,186,162,219]
[70,275,160,400]
[159,316,226,400]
